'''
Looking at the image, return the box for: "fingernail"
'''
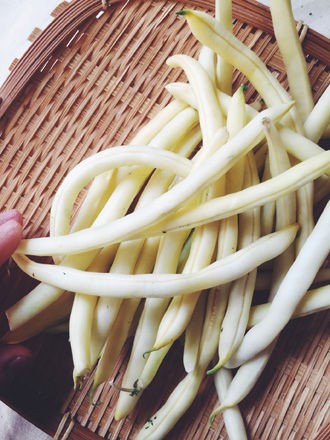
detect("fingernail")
[0,210,23,226]
[0,220,22,266]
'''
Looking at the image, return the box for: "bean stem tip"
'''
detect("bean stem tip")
[176,8,188,16]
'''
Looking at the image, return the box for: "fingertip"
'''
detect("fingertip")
[0,209,23,226]
[14,210,23,226]
[0,220,23,266]
[0,219,23,241]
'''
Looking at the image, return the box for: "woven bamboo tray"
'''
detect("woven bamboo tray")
[0,0,329,439]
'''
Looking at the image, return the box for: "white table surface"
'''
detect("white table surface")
[0,0,328,439]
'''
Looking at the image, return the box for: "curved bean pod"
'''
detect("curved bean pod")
[50,145,192,238]
[13,224,298,298]
[16,103,292,257]
[176,9,291,108]
[304,84,330,142]
[226,201,330,368]
[270,0,314,122]
[248,285,330,328]
[212,368,247,439]
[153,150,330,235]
